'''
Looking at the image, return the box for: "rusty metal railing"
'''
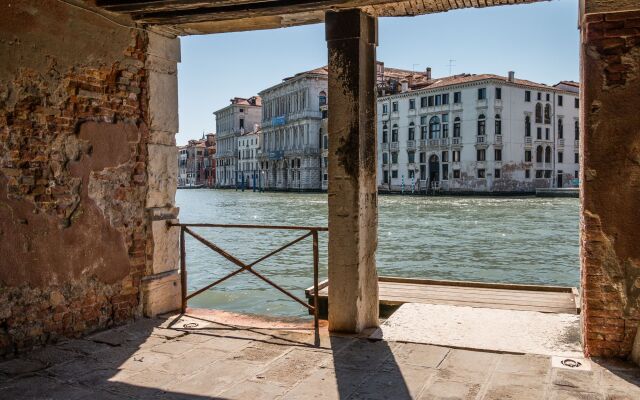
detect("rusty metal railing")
[168,222,328,331]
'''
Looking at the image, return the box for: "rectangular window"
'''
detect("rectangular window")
[545,128,550,140]
[382,104,388,114]
[478,88,487,100]
[323,135,328,149]
[525,150,532,162]
[494,149,502,161]
[441,151,449,163]
[558,95,563,106]
[239,118,245,129]
[575,170,579,179]
[442,93,450,105]
[477,169,486,179]
[525,169,530,179]
[453,169,461,179]
[477,149,486,161]
[494,169,501,178]
[537,127,542,140]
[537,92,542,101]
[420,152,426,163]
[435,95,442,106]
[391,170,398,179]
[383,170,389,183]
[536,170,544,178]
[495,88,502,100]
[408,151,415,163]
[420,97,428,108]
[382,153,388,165]
[323,173,328,181]
[558,151,563,163]
[442,114,449,138]
[525,91,531,102]
[453,92,462,104]
[392,101,398,112]
[420,165,426,180]
[428,96,435,107]
[544,170,552,178]
[575,153,579,164]
[452,150,461,162]
[442,164,449,180]
[391,152,398,164]
[409,99,416,110]
[408,170,415,179]
[575,98,579,108]
[546,93,550,102]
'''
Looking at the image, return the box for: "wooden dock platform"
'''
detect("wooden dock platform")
[305,276,580,317]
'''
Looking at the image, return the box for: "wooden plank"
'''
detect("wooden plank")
[378,280,576,296]
[376,289,575,309]
[315,286,575,309]
[375,287,576,306]
[307,277,579,315]
[378,276,575,293]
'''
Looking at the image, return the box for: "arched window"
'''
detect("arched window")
[544,104,551,124]
[575,120,579,140]
[319,91,327,107]
[392,124,399,142]
[453,117,461,138]
[429,116,441,139]
[525,115,531,137]
[535,103,543,123]
[408,122,415,141]
[477,114,486,136]
[382,123,388,143]
[536,146,543,163]
[558,119,564,139]
[495,114,502,135]
[545,146,552,163]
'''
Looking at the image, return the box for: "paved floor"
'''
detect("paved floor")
[371,303,582,357]
[0,312,639,400]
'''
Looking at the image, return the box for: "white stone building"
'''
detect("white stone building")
[376,72,580,193]
[214,96,262,187]
[257,67,327,191]
[237,128,260,189]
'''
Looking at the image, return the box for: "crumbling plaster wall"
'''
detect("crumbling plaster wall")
[581,6,640,360]
[0,0,180,356]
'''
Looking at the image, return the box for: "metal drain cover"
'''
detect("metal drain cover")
[552,356,591,371]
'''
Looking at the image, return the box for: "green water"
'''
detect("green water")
[176,190,579,318]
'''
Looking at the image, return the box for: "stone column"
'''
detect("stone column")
[579,2,640,361]
[141,30,182,317]
[326,9,379,332]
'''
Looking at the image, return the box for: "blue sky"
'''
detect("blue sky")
[177,0,579,145]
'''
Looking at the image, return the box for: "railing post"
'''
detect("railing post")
[180,226,187,313]
[312,229,319,332]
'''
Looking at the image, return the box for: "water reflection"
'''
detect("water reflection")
[177,190,579,317]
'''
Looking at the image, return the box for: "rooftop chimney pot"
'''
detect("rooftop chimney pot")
[426,67,432,80]
[508,71,515,82]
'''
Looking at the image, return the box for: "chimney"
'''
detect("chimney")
[426,67,432,80]
[400,79,409,93]
[508,71,515,82]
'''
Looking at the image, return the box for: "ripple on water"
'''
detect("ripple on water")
[177,190,580,317]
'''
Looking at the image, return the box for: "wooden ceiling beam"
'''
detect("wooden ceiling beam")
[127,0,400,24]
[95,0,275,14]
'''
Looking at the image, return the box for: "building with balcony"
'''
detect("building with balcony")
[257,67,327,190]
[214,96,262,187]
[377,71,580,193]
[237,127,260,189]
[177,138,207,187]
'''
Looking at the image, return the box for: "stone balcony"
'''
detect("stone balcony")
[390,142,399,152]
[406,140,416,150]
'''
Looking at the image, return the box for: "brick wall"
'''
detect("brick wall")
[581,8,640,358]
[0,1,157,356]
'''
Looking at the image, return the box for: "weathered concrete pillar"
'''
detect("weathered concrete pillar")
[579,1,640,361]
[141,30,182,317]
[326,9,379,332]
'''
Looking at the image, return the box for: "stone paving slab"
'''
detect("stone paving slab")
[0,313,638,400]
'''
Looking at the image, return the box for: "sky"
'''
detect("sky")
[177,0,580,145]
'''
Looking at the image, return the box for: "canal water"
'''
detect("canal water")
[177,190,580,318]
